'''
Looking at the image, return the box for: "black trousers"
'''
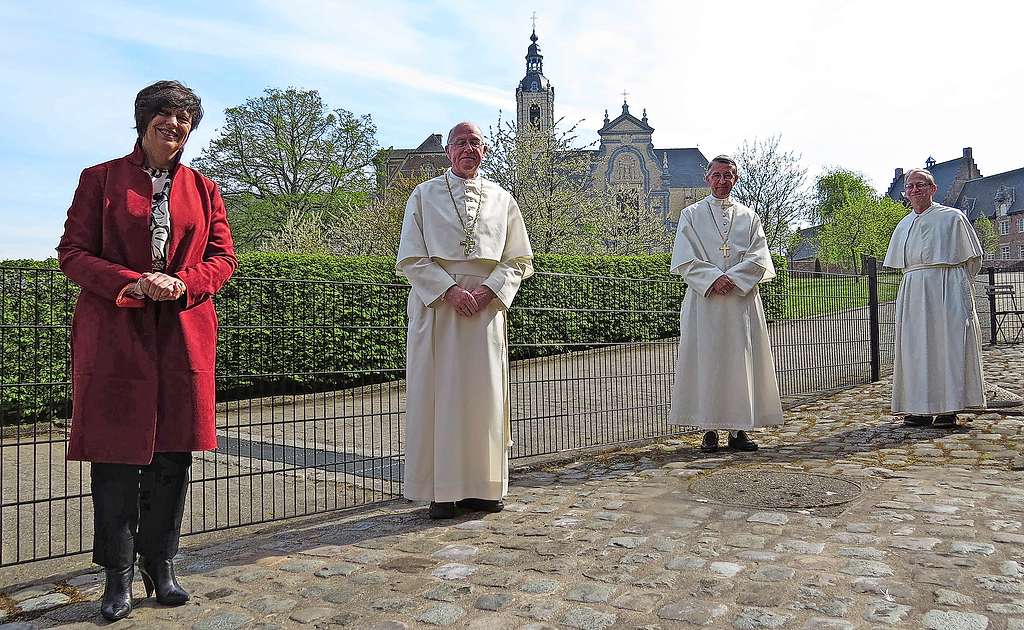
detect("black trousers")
[90,452,192,568]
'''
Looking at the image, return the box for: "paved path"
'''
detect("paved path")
[2,346,1023,629]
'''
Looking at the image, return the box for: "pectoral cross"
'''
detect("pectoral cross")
[460,228,475,256]
[719,242,731,259]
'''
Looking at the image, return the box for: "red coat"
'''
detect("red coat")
[57,143,237,464]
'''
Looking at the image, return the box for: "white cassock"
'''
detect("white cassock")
[883,202,985,414]
[668,195,783,429]
[397,168,533,502]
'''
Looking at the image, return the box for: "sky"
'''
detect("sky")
[1,0,1021,260]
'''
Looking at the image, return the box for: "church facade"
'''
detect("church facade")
[384,29,710,225]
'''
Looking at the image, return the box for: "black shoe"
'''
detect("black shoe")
[138,556,189,606]
[100,566,133,621]
[456,498,505,513]
[727,431,759,452]
[932,414,959,427]
[903,414,933,427]
[429,501,457,519]
[700,431,719,453]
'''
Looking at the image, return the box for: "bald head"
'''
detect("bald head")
[445,121,488,178]
[447,121,483,145]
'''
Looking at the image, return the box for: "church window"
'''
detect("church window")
[531,81,538,90]
[530,104,541,128]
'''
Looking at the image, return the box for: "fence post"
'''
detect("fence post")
[866,256,880,382]
[988,267,998,345]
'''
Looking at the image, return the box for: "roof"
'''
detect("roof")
[789,225,821,260]
[658,148,709,187]
[414,134,445,153]
[954,166,1024,220]
[886,155,970,203]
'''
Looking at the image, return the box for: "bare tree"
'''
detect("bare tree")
[732,135,812,252]
[331,168,431,256]
[483,114,616,254]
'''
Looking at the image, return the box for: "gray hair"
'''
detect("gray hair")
[904,167,936,186]
[705,154,738,176]
[446,121,484,146]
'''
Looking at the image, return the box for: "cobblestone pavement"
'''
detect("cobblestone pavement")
[2,345,1023,629]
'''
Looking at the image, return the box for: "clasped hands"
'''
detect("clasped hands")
[130,272,186,301]
[708,274,737,296]
[444,285,496,317]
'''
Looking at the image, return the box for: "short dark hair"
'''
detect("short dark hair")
[134,80,203,139]
[706,154,738,176]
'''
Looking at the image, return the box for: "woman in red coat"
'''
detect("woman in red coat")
[56,80,236,621]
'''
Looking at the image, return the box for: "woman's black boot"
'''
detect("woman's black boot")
[138,555,190,605]
[100,565,133,621]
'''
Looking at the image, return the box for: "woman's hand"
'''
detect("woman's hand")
[138,272,186,301]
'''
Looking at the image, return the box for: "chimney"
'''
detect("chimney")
[963,147,972,158]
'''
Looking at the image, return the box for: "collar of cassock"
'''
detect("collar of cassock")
[709,195,734,209]
[447,168,482,188]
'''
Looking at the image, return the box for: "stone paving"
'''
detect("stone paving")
[2,345,1023,629]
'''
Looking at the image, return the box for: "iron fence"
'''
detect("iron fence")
[1,259,1021,566]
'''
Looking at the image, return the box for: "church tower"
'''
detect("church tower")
[516,28,554,133]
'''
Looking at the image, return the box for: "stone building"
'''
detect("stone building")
[382,28,710,227]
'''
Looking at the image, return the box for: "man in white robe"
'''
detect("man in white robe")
[668,155,783,452]
[883,167,985,427]
[397,122,534,519]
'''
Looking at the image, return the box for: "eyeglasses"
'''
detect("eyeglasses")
[905,182,933,191]
[707,172,737,182]
[449,139,485,150]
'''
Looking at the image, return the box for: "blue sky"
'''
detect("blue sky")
[2,0,1021,259]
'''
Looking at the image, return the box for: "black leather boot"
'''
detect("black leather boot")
[100,565,133,621]
[138,555,189,605]
[136,453,192,605]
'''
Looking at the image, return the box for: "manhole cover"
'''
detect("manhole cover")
[691,470,861,509]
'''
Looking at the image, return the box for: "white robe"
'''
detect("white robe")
[667,195,783,429]
[883,203,985,414]
[397,169,533,502]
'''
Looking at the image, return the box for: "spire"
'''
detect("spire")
[621,90,630,115]
[518,23,549,93]
[642,108,648,124]
[603,109,609,124]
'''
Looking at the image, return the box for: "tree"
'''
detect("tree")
[817,192,907,274]
[330,167,431,256]
[193,88,378,250]
[483,115,624,254]
[732,136,812,252]
[973,216,998,258]
[812,167,876,224]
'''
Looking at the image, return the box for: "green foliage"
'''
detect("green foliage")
[192,87,378,251]
[973,216,999,257]
[812,167,875,224]
[0,259,74,424]
[818,192,907,274]
[1,253,792,424]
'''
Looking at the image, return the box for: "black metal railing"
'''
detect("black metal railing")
[2,258,1021,566]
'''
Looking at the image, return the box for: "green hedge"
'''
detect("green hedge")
[1,253,788,423]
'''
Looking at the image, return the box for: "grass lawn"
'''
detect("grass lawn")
[781,275,899,319]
